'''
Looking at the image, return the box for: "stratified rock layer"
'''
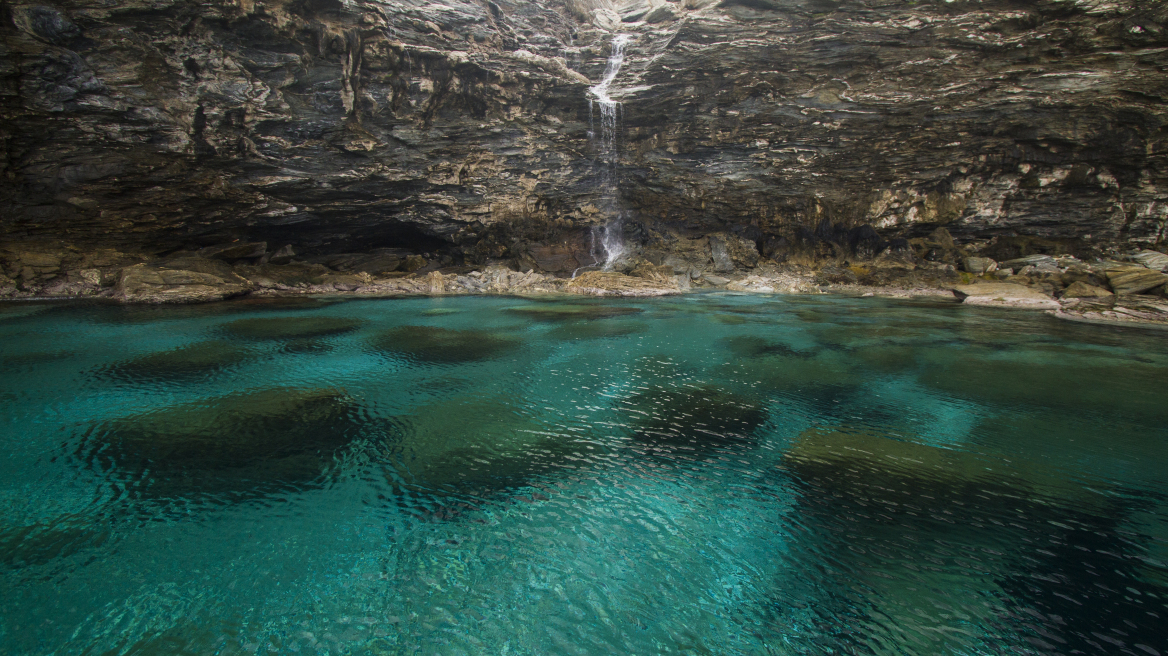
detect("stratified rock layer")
[1,0,1165,268]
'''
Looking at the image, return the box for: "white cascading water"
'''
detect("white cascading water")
[575,34,634,277]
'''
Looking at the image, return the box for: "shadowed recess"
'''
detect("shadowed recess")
[219,316,364,340]
[96,340,250,383]
[370,325,519,363]
[78,388,374,500]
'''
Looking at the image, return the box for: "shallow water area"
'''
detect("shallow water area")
[1,293,1167,655]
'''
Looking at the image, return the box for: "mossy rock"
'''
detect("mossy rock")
[220,316,364,340]
[81,388,370,498]
[371,325,519,363]
[734,351,857,394]
[783,425,1106,512]
[722,335,813,359]
[383,394,582,497]
[918,356,1168,422]
[98,340,249,383]
[504,303,643,322]
[549,320,644,341]
[0,350,76,372]
[619,384,766,454]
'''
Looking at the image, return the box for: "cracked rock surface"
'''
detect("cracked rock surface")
[1,0,1167,317]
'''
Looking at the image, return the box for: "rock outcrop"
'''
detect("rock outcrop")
[1,0,1167,313]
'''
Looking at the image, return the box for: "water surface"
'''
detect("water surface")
[1,294,1166,655]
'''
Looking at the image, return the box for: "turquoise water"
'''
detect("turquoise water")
[1,293,1166,655]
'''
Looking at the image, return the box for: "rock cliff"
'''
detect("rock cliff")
[1,0,1167,290]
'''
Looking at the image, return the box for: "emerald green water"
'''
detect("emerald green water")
[1,293,1166,655]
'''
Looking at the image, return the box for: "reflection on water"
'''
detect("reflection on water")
[0,293,1166,655]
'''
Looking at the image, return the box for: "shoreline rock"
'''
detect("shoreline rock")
[5,249,1168,329]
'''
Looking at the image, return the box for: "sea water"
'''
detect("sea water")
[0,293,1166,655]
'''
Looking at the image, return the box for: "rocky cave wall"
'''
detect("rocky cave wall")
[1,0,1166,276]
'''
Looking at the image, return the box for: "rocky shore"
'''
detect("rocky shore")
[4,228,1166,328]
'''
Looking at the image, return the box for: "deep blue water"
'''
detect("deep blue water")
[1,293,1166,655]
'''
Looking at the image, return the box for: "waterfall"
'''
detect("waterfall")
[575,34,634,277]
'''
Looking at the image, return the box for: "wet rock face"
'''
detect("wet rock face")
[0,0,1165,263]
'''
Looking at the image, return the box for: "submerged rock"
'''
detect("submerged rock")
[370,326,519,363]
[80,388,369,498]
[621,384,766,454]
[0,515,109,568]
[220,316,364,340]
[380,393,585,499]
[548,320,644,341]
[504,302,643,321]
[99,340,250,383]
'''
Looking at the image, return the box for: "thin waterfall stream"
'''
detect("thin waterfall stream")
[575,34,635,278]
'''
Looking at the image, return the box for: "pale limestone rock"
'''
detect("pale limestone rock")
[952,283,1058,309]
[1133,250,1168,271]
[1105,266,1168,295]
[115,264,252,303]
[963,257,997,274]
[566,271,679,296]
[1061,281,1113,298]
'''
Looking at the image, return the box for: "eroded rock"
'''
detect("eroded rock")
[952,283,1059,310]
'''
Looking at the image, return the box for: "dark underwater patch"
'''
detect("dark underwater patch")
[620,384,766,455]
[220,316,364,340]
[504,303,643,322]
[79,388,372,500]
[370,326,519,363]
[97,340,250,383]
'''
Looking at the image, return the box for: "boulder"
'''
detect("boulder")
[593,8,622,31]
[115,263,252,303]
[703,274,731,286]
[1104,266,1168,295]
[1061,281,1113,298]
[952,283,1059,309]
[709,232,760,271]
[1133,250,1168,272]
[402,255,428,272]
[963,257,997,274]
[645,3,681,22]
[267,244,295,265]
[709,235,735,272]
[1000,254,1057,272]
